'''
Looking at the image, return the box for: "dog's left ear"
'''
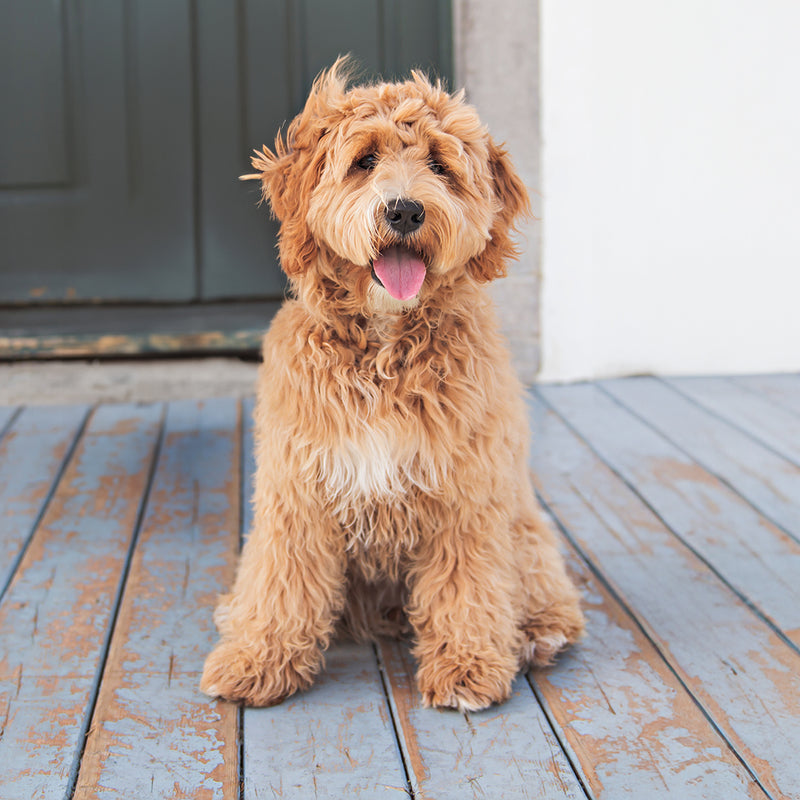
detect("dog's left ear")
[468,139,532,282]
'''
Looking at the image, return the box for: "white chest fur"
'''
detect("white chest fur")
[321,422,440,509]
[324,426,398,502]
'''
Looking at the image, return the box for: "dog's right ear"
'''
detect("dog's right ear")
[241,139,323,278]
[241,58,352,278]
[244,144,284,216]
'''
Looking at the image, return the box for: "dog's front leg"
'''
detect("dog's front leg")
[407,504,524,712]
[200,485,345,707]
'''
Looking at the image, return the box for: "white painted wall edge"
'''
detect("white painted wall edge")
[454,0,542,384]
[538,0,800,382]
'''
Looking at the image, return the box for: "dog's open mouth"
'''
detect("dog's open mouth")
[371,246,427,301]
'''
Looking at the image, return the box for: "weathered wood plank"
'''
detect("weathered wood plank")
[528,392,800,800]
[0,302,278,359]
[0,406,19,435]
[539,382,800,648]
[603,377,800,543]
[0,405,88,594]
[244,642,410,799]
[0,403,162,800]
[73,399,242,799]
[530,513,767,799]
[379,639,586,799]
[0,329,264,360]
[731,373,800,417]
[667,376,800,466]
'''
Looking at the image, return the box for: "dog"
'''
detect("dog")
[200,59,584,711]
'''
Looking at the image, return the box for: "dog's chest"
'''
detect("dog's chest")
[322,422,438,506]
[321,421,436,573]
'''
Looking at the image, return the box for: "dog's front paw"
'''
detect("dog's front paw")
[200,638,318,707]
[417,649,516,712]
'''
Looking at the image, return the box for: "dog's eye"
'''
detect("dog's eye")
[355,153,378,171]
[428,157,447,176]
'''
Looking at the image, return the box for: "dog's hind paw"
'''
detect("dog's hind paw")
[521,603,585,667]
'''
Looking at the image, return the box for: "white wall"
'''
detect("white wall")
[539,1,800,382]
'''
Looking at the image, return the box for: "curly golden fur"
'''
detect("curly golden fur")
[200,60,584,711]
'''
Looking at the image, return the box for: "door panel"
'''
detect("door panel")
[0,1,195,303]
[195,0,289,300]
[0,1,70,187]
[302,0,381,83]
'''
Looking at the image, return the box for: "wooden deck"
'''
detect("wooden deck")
[1,375,799,799]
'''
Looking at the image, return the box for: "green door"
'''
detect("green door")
[0,0,452,355]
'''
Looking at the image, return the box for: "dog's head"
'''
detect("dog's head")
[246,58,530,315]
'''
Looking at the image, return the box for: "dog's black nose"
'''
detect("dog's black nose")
[386,199,425,235]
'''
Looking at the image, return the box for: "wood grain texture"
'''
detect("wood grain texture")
[379,639,586,799]
[0,329,264,359]
[0,406,19,435]
[529,391,800,800]
[602,376,800,544]
[530,515,767,799]
[667,376,800,466]
[538,382,800,648]
[244,642,409,799]
[0,403,162,800]
[731,373,800,417]
[73,399,242,799]
[0,405,88,593]
[2,374,798,796]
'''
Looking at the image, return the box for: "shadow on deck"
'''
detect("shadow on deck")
[1,375,799,799]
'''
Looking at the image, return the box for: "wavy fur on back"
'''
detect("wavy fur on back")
[201,59,584,711]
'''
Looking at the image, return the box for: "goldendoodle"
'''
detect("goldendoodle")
[201,60,584,711]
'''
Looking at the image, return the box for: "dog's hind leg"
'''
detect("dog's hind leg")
[337,571,410,641]
[513,486,586,667]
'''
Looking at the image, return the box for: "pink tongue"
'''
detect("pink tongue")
[373,247,426,301]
